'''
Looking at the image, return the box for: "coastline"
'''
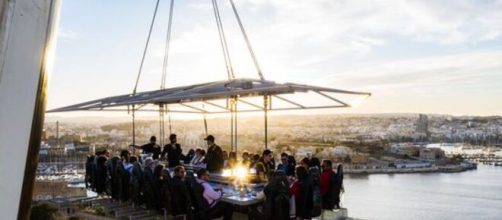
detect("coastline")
[344,164,477,175]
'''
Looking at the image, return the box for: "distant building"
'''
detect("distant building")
[420,147,445,161]
[389,143,420,157]
[416,114,429,135]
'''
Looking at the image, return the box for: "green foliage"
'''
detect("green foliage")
[30,203,59,220]
[94,204,106,216]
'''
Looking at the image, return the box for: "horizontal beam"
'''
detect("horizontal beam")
[178,103,207,113]
[272,95,305,108]
[203,100,229,111]
[314,91,350,107]
[238,99,264,110]
[46,105,348,114]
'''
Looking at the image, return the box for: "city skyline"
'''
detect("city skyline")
[47,0,502,117]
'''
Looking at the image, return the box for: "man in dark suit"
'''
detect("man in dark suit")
[204,135,223,172]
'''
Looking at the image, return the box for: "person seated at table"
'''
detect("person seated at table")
[222,150,229,168]
[190,148,206,168]
[227,151,238,169]
[130,136,162,160]
[300,157,310,170]
[333,164,344,209]
[250,154,260,170]
[289,166,314,220]
[184,149,195,164]
[205,135,224,172]
[116,150,132,202]
[250,171,290,220]
[256,149,273,182]
[241,151,251,167]
[171,166,191,217]
[277,153,295,177]
[162,133,183,168]
[196,168,233,220]
[320,160,335,210]
[308,157,322,217]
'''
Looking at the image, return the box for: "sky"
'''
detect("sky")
[47,0,502,117]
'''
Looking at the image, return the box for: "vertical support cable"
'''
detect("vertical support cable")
[132,105,136,154]
[234,97,238,152]
[202,104,208,137]
[264,95,268,149]
[167,107,172,134]
[230,98,234,151]
[228,0,264,80]
[159,104,165,147]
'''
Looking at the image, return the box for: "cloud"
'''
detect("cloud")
[322,51,502,92]
[238,0,502,46]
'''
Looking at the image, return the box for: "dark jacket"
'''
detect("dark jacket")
[262,175,290,220]
[291,177,314,218]
[171,175,191,215]
[206,144,223,172]
[115,162,131,202]
[163,143,182,168]
[277,163,294,177]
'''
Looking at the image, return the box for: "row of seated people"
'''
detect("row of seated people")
[86,148,344,220]
[250,150,345,219]
[86,149,233,219]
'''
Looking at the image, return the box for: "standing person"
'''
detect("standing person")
[334,164,344,209]
[204,135,223,172]
[320,160,335,210]
[130,136,161,160]
[162,134,182,168]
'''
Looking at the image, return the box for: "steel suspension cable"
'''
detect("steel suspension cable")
[131,0,160,148]
[228,0,264,80]
[161,0,175,89]
[133,0,161,95]
[211,0,235,80]
[160,0,175,140]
